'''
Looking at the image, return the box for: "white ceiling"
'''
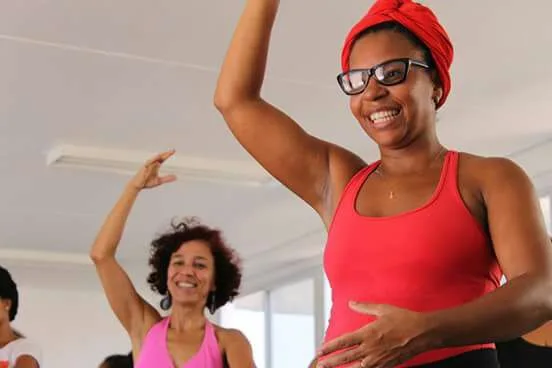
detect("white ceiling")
[2,0,552,297]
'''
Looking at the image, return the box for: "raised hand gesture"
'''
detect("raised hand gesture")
[129,150,177,190]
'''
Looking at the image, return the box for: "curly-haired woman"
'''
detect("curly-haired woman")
[90,150,255,368]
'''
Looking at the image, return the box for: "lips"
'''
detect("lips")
[369,109,400,123]
[176,281,197,289]
[363,108,401,129]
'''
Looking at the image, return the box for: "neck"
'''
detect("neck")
[378,134,445,176]
[0,321,16,347]
[169,304,207,332]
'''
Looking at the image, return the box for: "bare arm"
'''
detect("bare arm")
[425,158,552,347]
[14,356,39,368]
[90,151,177,339]
[223,330,256,368]
[214,0,364,218]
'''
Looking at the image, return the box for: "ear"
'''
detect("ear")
[432,86,443,106]
[1,299,11,313]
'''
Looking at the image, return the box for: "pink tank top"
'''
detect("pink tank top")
[324,151,502,366]
[135,318,224,368]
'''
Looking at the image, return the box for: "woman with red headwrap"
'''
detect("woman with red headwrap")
[214,0,552,367]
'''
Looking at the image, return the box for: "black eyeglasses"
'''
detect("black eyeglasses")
[337,58,430,96]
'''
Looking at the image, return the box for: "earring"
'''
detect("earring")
[207,292,217,315]
[160,294,172,311]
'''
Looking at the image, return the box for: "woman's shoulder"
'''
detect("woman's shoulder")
[457,152,534,209]
[458,151,522,170]
[213,324,251,349]
[213,324,249,340]
[457,151,527,182]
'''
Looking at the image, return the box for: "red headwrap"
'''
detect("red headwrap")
[341,0,454,108]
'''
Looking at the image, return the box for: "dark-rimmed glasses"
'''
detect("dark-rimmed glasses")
[337,58,430,96]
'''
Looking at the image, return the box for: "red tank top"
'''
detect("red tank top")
[324,151,502,367]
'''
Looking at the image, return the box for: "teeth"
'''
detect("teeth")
[369,110,399,122]
[177,282,196,288]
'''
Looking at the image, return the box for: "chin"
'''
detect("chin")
[174,293,205,303]
[365,132,404,148]
[174,299,203,307]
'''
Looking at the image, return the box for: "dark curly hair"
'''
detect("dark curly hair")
[147,218,242,312]
[0,266,19,322]
[102,352,133,368]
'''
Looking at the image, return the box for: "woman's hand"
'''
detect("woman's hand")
[129,149,177,190]
[316,302,432,368]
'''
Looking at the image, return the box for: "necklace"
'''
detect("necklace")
[373,147,447,200]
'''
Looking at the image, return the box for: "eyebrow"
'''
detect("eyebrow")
[172,254,208,261]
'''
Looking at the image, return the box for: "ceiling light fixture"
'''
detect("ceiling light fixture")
[46,144,275,187]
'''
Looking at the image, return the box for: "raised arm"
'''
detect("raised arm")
[90,150,177,339]
[214,0,364,218]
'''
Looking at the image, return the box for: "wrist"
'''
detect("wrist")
[124,182,142,194]
[416,311,447,352]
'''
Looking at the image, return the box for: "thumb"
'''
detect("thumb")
[348,301,396,316]
[159,175,177,184]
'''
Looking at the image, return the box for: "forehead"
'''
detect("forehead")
[349,30,424,69]
[172,240,213,259]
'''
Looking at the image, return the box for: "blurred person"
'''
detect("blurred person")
[0,266,41,368]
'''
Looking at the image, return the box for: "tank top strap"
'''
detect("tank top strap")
[148,317,169,340]
[134,318,172,368]
[327,162,378,230]
[439,150,460,197]
[338,163,379,205]
[203,321,218,349]
[189,320,223,368]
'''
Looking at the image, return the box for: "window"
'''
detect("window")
[219,274,325,368]
[323,275,332,330]
[270,279,316,368]
[540,195,551,233]
[219,292,266,368]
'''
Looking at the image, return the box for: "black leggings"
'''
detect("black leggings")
[412,349,499,368]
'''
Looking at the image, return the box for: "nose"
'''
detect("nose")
[360,76,387,102]
[180,263,196,277]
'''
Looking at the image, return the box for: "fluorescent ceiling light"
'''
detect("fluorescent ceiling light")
[46,144,275,187]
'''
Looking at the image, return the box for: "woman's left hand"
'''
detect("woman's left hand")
[316,302,433,368]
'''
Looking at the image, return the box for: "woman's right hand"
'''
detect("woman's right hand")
[129,149,177,190]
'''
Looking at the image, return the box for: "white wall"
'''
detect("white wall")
[12,286,131,368]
